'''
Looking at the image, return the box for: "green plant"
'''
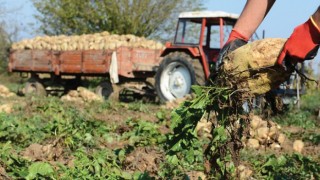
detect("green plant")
[273,90,320,129]
[25,162,55,180]
[122,118,167,147]
[59,148,132,179]
[165,85,246,178]
[255,154,320,179]
[272,110,316,129]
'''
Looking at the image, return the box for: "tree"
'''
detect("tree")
[32,0,203,41]
[0,2,19,70]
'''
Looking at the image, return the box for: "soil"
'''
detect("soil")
[124,147,164,176]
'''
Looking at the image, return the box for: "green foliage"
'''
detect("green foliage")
[165,85,240,178]
[26,162,54,180]
[32,0,203,40]
[0,97,113,149]
[255,154,320,179]
[0,97,165,179]
[0,22,10,72]
[59,148,131,179]
[165,87,209,169]
[273,110,316,129]
[0,142,31,178]
[272,90,320,129]
[127,102,149,113]
[303,133,320,145]
[300,90,320,111]
[122,118,167,147]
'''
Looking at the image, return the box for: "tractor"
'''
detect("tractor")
[155,11,239,102]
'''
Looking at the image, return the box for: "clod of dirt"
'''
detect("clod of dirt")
[195,118,213,139]
[163,94,193,109]
[277,133,287,145]
[61,87,103,103]
[256,127,270,141]
[0,85,16,98]
[186,171,207,180]
[0,166,10,180]
[0,104,13,114]
[21,143,63,162]
[124,147,163,176]
[270,143,281,150]
[293,140,304,153]
[246,139,260,149]
[250,115,263,130]
[238,165,253,180]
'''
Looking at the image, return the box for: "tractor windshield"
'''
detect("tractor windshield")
[175,19,202,45]
[174,18,234,47]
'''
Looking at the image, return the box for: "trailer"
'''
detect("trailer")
[9,46,162,99]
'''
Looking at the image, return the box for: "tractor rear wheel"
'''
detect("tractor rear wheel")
[24,78,46,96]
[155,52,205,102]
[95,81,113,99]
[95,80,120,101]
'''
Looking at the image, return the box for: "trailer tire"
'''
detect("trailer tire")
[24,79,46,96]
[95,81,118,100]
[155,52,205,102]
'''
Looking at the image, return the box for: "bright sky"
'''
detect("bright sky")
[3,0,319,40]
[206,0,318,38]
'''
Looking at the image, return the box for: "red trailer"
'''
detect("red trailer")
[9,47,163,99]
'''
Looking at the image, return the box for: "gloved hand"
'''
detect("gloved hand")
[207,30,248,84]
[277,17,320,70]
[216,30,249,66]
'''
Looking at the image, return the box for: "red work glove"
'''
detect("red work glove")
[216,30,249,65]
[277,17,320,69]
[208,30,249,83]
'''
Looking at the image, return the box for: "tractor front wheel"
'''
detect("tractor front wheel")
[155,52,205,102]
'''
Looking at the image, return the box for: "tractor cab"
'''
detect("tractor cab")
[162,11,239,78]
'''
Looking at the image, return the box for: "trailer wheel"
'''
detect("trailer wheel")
[155,52,205,102]
[24,79,46,96]
[95,81,117,100]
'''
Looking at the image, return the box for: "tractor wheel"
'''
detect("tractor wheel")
[155,52,205,102]
[24,78,46,96]
[95,80,119,100]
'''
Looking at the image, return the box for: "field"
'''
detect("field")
[0,72,320,179]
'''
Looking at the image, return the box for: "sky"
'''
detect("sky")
[2,0,319,40]
[206,0,318,39]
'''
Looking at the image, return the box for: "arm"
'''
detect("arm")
[217,0,276,66]
[230,0,276,42]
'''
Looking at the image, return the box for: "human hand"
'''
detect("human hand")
[216,30,248,66]
[277,17,320,70]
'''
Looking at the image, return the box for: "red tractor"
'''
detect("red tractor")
[155,11,239,102]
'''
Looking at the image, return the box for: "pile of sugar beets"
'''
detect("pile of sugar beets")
[11,31,164,51]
